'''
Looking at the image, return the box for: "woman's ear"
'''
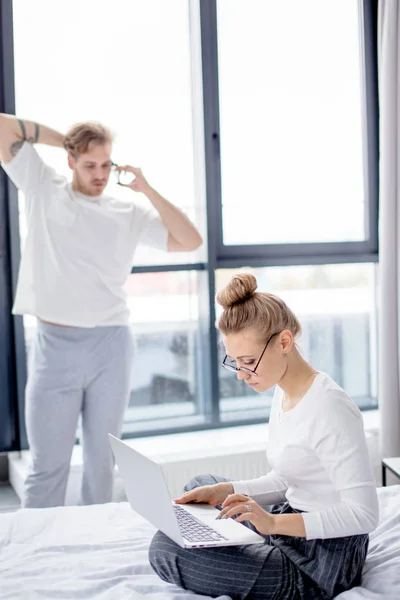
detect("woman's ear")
[279,329,294,356]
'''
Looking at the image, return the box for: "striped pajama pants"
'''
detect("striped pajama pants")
[149,475,368,600]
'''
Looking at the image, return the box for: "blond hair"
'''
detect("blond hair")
[64,122,112,156]
[216,273,301,341]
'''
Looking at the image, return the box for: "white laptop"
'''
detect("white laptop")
[108,434,264,548]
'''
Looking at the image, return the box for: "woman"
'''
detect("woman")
[149,273,379,599]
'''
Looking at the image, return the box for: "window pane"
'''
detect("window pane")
[23,271,210,435]
[216,264,377,422]
[217,0,365,245]
[13,0,205,265]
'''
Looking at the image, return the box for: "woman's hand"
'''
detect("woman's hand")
[218,493,277,535]
[174,482,234,507]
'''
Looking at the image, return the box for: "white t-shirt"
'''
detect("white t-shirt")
[233,372,379,540]
[2,143,168,327]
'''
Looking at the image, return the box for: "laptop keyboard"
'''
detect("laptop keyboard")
[173,505,228,543]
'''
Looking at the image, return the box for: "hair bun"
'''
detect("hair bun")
[216,273,258,310]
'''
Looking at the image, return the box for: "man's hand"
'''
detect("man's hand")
[114,162,203,252]
[114,165,150,194]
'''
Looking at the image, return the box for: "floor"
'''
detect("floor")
[0,482,20,513]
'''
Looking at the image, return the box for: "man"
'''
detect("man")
[0,114,202,508]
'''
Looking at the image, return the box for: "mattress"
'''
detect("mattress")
[0,485,399,600]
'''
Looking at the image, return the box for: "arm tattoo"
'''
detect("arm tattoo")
[10,139,24,157]
[26,122,40,144]
[18,119,27,140]
[9,119,39,157]
[33,122,39,143]
[17,119,39,144]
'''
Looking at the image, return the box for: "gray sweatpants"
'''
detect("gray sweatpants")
[23,320,133,508]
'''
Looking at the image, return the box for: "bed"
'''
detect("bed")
[0,485,399,600]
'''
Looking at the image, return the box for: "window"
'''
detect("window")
[217,0,367,247]
[216,263,378,423]
[0,0,378,450]
[122,271,211,434]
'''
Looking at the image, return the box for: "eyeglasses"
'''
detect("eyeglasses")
[222,332,280,376]
[110,162,135,186]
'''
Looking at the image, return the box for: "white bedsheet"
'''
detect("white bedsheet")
[0,486,399,600]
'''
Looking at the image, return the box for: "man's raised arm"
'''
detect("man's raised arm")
[0,114,64,164]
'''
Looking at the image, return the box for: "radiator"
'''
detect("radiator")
[160,450,269,498]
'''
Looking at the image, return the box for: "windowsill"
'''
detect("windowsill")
[120,408,380,460]
[9,409,380,469]
[13,409,380,465]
